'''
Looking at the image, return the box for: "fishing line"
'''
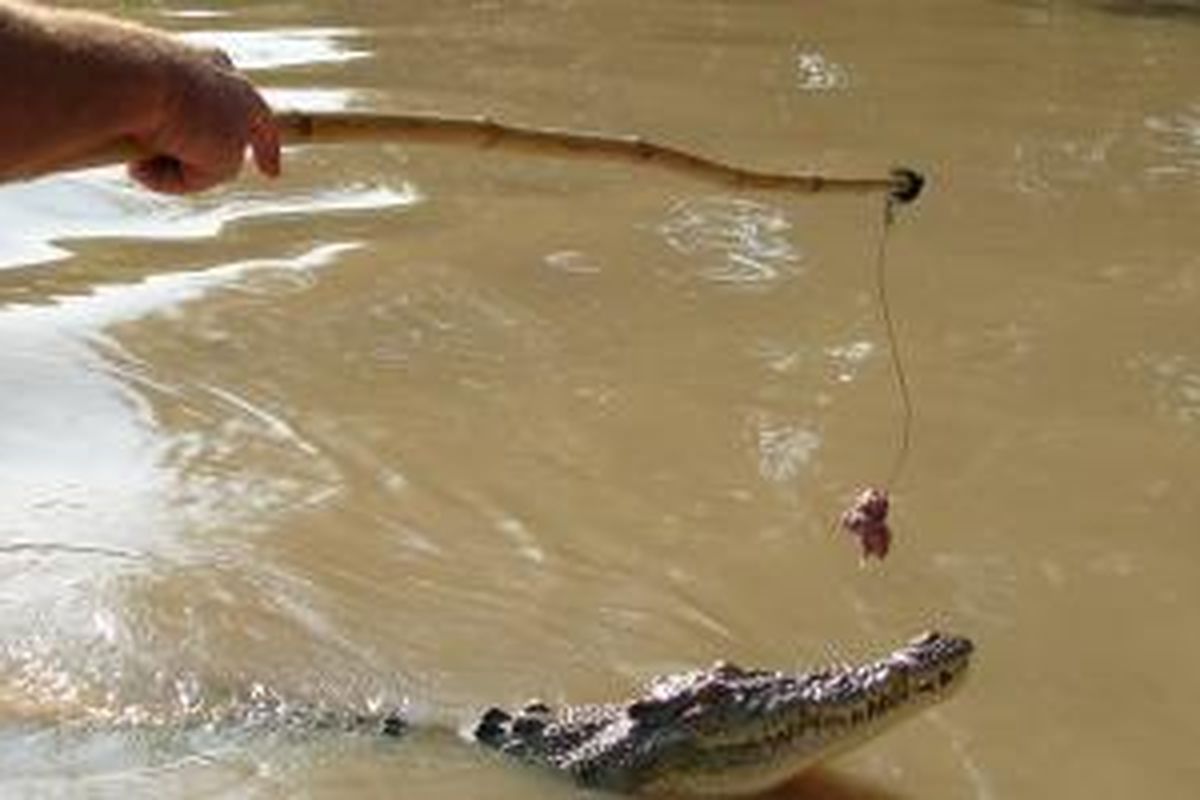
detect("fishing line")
[874,191,914,492]
[837,170,923,560]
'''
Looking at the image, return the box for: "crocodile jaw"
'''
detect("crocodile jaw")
[637,632,974,796]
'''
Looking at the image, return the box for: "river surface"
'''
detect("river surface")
[2,1,1198,798]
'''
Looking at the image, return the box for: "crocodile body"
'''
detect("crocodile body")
[52,631,971,796]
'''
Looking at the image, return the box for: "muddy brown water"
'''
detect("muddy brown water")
[2,1,1199,797]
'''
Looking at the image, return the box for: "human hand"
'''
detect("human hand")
[128,46,281,194]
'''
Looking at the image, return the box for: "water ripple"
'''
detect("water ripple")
[1130,351,1200,426]
[658,197,803,287]
[1144,104,1200,178]
[747,411,822,484]
[795,48,851,92]
[1,241,365,326]
[0,175,415,271]
[179,28,371,71]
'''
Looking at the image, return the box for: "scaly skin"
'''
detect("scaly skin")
[472,631,973,796]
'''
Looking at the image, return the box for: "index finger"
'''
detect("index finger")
[246,94,282,179]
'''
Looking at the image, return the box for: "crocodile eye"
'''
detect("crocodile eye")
[911,631,940,647]
[710,661,746,678]
[628,698,668,721]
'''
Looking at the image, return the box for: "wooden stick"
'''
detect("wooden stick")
[75,110,926,203]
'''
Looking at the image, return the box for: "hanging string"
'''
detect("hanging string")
[874,193,913,491]
[838,174,923,561]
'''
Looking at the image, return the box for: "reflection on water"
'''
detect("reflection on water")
[1145,104,1200,178]
[825,340,875,384]
[0,173,413,270]
[161,8,231,21]
[265,87,368,112]
[749,411,822,484]
[1130,351,1200,425]
[1091,0,1200,20]
[794,49,851,92]
[659,196,803,286]
[0,329,173,554]
[179,28,370,71]
[1011,133,1119,199]
[0,240,374,709]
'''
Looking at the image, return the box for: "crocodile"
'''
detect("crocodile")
[472,630,972,795]
[31,631,971,796]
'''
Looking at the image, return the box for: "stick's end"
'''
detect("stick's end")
[889,168,926,205]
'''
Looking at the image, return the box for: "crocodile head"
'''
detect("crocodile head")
[472,631,972,796]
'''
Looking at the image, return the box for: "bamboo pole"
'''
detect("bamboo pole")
[74,110,926,203]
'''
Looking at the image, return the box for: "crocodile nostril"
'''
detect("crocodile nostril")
[473,707,513,743]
